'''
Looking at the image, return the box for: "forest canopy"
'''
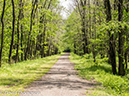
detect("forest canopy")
[0,0,64,66]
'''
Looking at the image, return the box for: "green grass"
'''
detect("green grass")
[0,53,63,96]
[69,53,129,96]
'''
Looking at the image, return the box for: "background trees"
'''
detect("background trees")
[0,0,6,67]
[0,0,63,65]
[63,0,129,76]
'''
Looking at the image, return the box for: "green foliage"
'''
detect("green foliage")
[0,54,61,94]
[69,53,129,96]
[0,0,64,64]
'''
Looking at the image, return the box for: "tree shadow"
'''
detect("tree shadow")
[26,76,96,90]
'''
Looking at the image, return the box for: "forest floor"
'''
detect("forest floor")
[20,53,97,96]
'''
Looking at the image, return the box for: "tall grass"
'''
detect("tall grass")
[0,54,62,96]
[69,53,129,96]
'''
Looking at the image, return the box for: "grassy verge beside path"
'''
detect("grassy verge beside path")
[0,53,63,96]
[69,53,129,96]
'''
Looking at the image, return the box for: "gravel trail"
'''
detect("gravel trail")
[20,53,96,96]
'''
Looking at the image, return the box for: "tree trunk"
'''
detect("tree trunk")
[16,0,23,63]
[0,0,6,67]
[92,0,96,62]
[124,49,128,70]
[125,0,129,70]
[21,25,24,61]
[74,42,76,54]
[81,0,89,54]
[25,0,37,60]
[47,40,51,56]
[41,22,46,58]
[114,0,117,10]
[9,0,15,63]
[118,0,125,76]
[104,0,117,74]
[88,0,92,38]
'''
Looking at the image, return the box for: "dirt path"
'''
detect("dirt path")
[20,53,96,96]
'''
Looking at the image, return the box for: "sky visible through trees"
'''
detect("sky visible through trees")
[59,0,73,19]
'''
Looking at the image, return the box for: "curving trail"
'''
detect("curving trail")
[20,53,96,96]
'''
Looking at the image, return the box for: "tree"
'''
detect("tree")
[104,0,117,74]
[25,0,38,60]
[118,0,125,76]
[16,0,23,63]
[9,0,16,63]
[0,0,6,67]
[75,0,89,54]
[0,0,62,66]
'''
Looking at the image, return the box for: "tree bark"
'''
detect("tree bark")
[16,0,23,63]
[0,0,6,67]
[118,0,125,76]
[41,22,46,58]
[20,1,24,61]
[93,0,96,62]
[40,0,53,58]
[124,49,128,70]
[74,42,77,54]
[9,0,15,63]
[88,0,91,38]
[79,0,89,54]
[21,24,24,61]
[104,0,117,74]
[124,0,129,70]
[25,0,37,60]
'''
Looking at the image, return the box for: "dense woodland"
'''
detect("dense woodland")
[0,0,64,66]
[0,0,129,77]
[64,0,129,76]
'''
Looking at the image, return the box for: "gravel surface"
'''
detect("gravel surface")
[20,53,96,96]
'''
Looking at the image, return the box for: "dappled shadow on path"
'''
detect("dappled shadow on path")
[28,78,94,90]
[22,53,96,96]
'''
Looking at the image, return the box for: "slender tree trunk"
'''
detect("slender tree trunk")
[25,0,37,60]
[92,0,96,62]
[19,0,24,61]
[16,15,20,63]
[124,49,128,70]
[118,0,125,76]
[9,0,15,63]
[34,38,37,58]
[104,0,117,74]
[21,25,24,61]
[41,22,46,58]
[88,0,91,38]
[0,0,6,67]
[80,0,88,54]
[40,0,53,58]
[47,40,50,56]
[16,0,23,63]
[124,0,129,70]
[74,42,76,54]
